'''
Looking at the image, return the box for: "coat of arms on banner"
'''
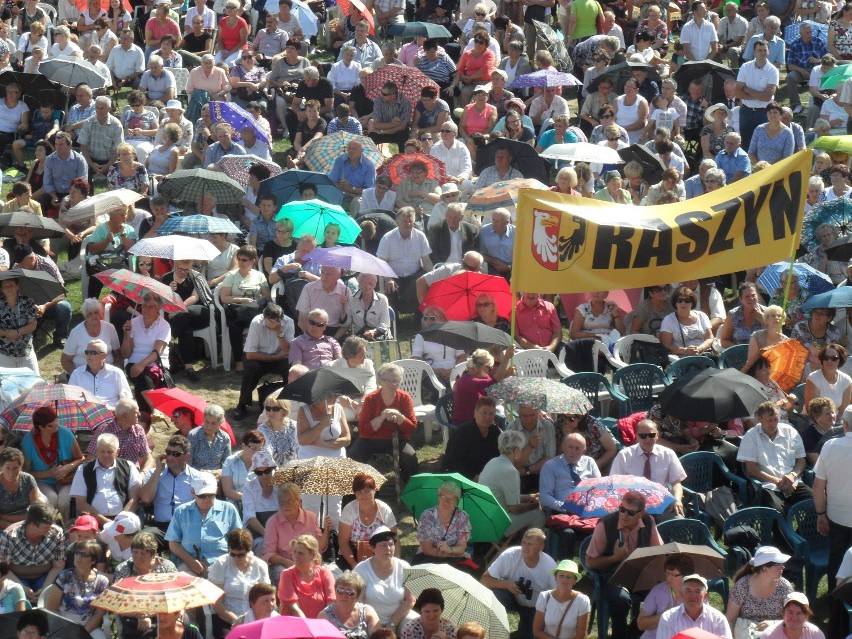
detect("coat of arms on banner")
[531,208,587,271]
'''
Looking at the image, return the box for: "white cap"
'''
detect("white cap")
[192,472,218,496]
[682,574,708,588]
[751,546,791,567]
[104,511,141,536]
[784,592,809,607]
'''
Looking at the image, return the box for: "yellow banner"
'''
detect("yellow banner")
[510,150,812,294]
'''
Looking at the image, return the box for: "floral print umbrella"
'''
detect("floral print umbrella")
[487,377,592,414]
[377,152,447,185]
[91,572,223,614]
[563,474,675,517]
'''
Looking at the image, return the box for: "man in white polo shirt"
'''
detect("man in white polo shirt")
[735,39,778,150]
[680,1,718,61]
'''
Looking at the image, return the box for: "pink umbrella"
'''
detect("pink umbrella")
[336,0,374,35]
[225,616,345,639]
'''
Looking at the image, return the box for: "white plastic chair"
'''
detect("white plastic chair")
[391,358,445,442]
[512,349,573,379]
[38,3,57,26]
[171,66,190,103]
[591,340,625,372]
[213,284,232,371]
[191,301,218,369]
[448,361,466,389]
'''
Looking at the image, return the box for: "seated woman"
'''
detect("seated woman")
[472,293,511,333]
[411,307,467,391]
[533,559,591,639]
[0,447,44,528]
[120,293,171,410]
[719,282,766,349]
[804,343,852,419]
[801,397,838,466]
[220,244,270,372]
[402,589,456,639]
[570,290,626,346]
[763,593,825,639]
[744,356,797,428]
[743,305,789,373]
[234,583,279,626]
[318,571,381,638]
[278,534,336,619]
[659,285,714,358]
[452,348,512,425]
[338,473,398,571]
[353,527,415,631]
[121,90,158,163]
[44,539,109,639]
[258,398,299,467]
[0,557,26,612]
[327,336,377,423]
[557,410,618,472]
[413,481,472,566]
[726,547,793,639]
[792,308,842,372]
[347,273,391,341]
[637,554,694,639]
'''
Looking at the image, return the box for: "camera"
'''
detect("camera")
[515,577,533,600]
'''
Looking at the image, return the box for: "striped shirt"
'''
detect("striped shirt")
[327,116,363,135]
[415,52,457,84]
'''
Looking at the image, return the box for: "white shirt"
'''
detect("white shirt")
[107,43,145,80]
[529,95,570,123]
[69,459,141,517]
[185,5,216,29]
[243,313,295,356]
[50,40,82,59]
[353,557,410,625]
[328,59,361,90]
[63,321,121,369]
[207,553,270,617]
[656,603,733,639]
[68,363,132,409]
[737,422,805,491]
[361,187,397,211]
[430,138,473,180]
[376,228,431,277]
[611,444,688,486]
[814,432,852,526]
[241,477,279,524]
[680,18,719,60]
[486,546,557,608]
[736,59,779,108]
[717,14,748,45]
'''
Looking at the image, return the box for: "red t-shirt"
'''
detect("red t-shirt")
[278,564,336,618]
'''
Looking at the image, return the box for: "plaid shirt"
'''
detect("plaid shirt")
[373,96,411,124]
[86,419,151,467]
[0,520,65,566]
[188,427,231,471]
[327,116,363,135]
[683,95,705,130]
[786,36,828,70]
[14,255,63,286]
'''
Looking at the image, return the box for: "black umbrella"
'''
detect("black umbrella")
[0,71,66,111]
[824,234,852,262]
[673,60,736,106]
[658,367,769,423]
[0,268,66,304]
[0,609,93,639]
[587,61,662,94]
[419,321,513,352]
[476,138,550,184]
[0,212,65,239]
[278,367,365,404]
[618,144,664,184]
[387,22,452,38]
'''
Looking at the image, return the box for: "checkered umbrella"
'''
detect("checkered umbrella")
[362,65,439,117]
[219,154,281,188]
[158,169,245,205]
[466,178,548,212]
[94,269,187,313]
[273,457,386,495]
[302,132,383,174]
[0,383,113,431]
[129,237,221,261]
[378,152,447,185]
[335,0,374,34]
[157,214,240,236]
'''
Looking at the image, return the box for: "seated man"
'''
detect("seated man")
[295,266,350,340]
[540,433,601,514]
[13,243,72,347]
[476,145,522,189]
[68,339,132,409]
[443,397,501,480]
[85,398,153,470]
[0,503,65,604]
[288,308,341,370]
[70,432,141,527]
[479,208,514,278]
[481,528,556,639]
[656,574,733,639]
[139,434,205,534]
[138,55,175,104]
[738,400,812,513]
[514,293,562,354]
[234,304,294,420]
[106,28,144,90]
[427,204,479,265]
[367,80,411,149]
[506,406,556,492]
[165,472,240,575]
[329,139,376,215]
[376,207,433,314]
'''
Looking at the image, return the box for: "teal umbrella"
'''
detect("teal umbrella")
[276,199,362,245]
[821,64,852,89]
[400,472,511,542]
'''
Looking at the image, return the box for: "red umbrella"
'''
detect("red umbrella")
[420,272,513,320]
[673,629,730,639]
[378,152,448,185]
[336,0,374,35]
[144,387,237,446]
[94,269,187,313]
[361,65,439,117]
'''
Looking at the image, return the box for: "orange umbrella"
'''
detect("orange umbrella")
[762,339,809,392]
[336,0,375,35]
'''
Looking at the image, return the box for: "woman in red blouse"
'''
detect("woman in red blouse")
[452,34,495,107]
[215,0,249,65]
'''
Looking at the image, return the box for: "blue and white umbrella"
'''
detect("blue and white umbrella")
[157,214,240,236]
[0,367,43,412]
[803,199,852,250]
[784,20,828,46]
[258,170,345,207]
[507,68,582,89]
[263,0,318,37]
[758,261,834,297]
[209,101,270,148]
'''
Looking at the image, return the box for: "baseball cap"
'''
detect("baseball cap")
[682,574,708,588]
[751,546,791,566]
[192,472,218,496]
[784,592,809,607]
[70,514,99,533]
[107,511,141,536]
[251,450,276,471]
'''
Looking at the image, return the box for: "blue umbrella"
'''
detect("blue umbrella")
[209,101,270,148]
[263,0,318,37]
[803,199,852,250]
[157,214,240,235]
[507,68,582,89]
[803,286,852,310]
[301,246,396,277]
[258,170,345,207]
[0,367,43,411]
[758,261,834,297]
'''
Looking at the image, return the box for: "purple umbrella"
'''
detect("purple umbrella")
[209,101,270,148]
[507,68,582,89]
[301,246,397,278]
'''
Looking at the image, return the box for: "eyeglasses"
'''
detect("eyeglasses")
[637,432,657,439]
[336,588,357,596]
[254,468,274,475]
[265,405,283,412]
[84,349,106,355]
[308,319,326,328]
[165,449,185,457]
[601,114,614,119]
[229,551,247,558]
[196,494,215,500]
[475,11,485,15]
[619,505,641,516]
[242,55,253,60]
[420,136,432,141]
[675,297,693,304]
[423,315,437,321]
[137,261,153,266]
[276,228,292,234]
[823,355,841,361]
[237,257,252,263]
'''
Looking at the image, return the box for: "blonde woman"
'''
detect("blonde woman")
[278,534,335,618]
[742,305,789,372]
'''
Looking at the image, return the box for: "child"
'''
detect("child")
[323,222,341,248]
[643,94,680,141]
[248,193,277,258]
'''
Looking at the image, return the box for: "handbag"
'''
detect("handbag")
[544,591,577,639]
[629,339,670,369]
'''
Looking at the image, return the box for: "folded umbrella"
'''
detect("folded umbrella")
[507,68,581,89]
[209,101,271,148]
[0,211,65,239]
[0,269,65,305]
[563,475,675,517]
[158,169,245,205]
[157,214,240,236]
[610,542,726,591]
[758,262,834,297]
[129,236,221,262]
[219,154,281,187]
[300,246,396,277]
[420,271,512,321]
[487,376,592,414]
[540,142,625,164]
[387,22,453,38]
[63,189,144,224]
[277,199,362,245]
[658,367,769,423]
[419,321,513,352]
[762,339,809,392]
[258,170,345,207]
[278,368,364,405]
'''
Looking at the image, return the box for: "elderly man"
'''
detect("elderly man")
[716,132,752,183]
[253,13,288,68]
[240,125,270,161]
[681,1,719,61]
[809,54,836,130]
[368,81,411,149]
[717,2,749,67]
[166,472,240,574]
[377,207,433,314]
[86,398,152,469]
[139,55,175,103]
[429,121,473,193]
[340,19,382,66]
[395,160,441,220]
[234,304,295,420]
[428,204,479,265]
[139,434,205,534]
[85,45,112,85]
[12,244,71,347]
[285,66,333,145]
[515,293,562,353]
[656,575,733,639]
[529,87,570,128]
[540,432,601,513]
[269,235,321,286]
[42,132,86,211]
[288,308,341,369]
[479,208,514,278]
[372,42,402,70]
[64,84,95,141]
[68,339,132,409]
[330,139,377,215]
[682,79,709,147]
[585,490,664,639]
[0,503,65,604]
[187,405,231,473]
[477,146,523,189]
[786,24,828,116]
[685,159,716,198]
[481,529,556,639]
[443,397,501,481]
[295,266,349,339]
[506,407,556,492]
[416,250,484,303]
[70,432,141,526]
[204,122,246,168]
[743,16,785,65]
[611,419,687,518]
[738,400,811,514]
[107,28,144,89]
[736,39,779,149]
[78,96,123,183]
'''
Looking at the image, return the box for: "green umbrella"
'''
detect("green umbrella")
[276,199,362,245]
[821,64,852,90]
[487,376,593,414]
[810,135,852,154]
[400,472,511,543]
[158,168,245,205]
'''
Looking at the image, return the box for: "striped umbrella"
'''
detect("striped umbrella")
[467,178,548,212]
[158,169,245,205]
[0,383,113,431]
[157,214,240,236]
[94,269,187,313]
[302,132,383,174]
[378,152,447,185]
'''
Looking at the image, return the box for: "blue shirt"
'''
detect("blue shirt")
[204,141,246,167]
[44,150,87,195]
[165,498,241,562]
[479,222,515,265]
[786,35,828,70]
[20,427,76,486]
[536,127,579,151]
[742,34,786,66]
[539,455,600,512]
[684,174,705,199]
[715,147,752,183]
[148,464,205,522]
[249,217,277,253]
[329,153,376,189]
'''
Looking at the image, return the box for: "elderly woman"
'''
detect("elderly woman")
[642,168,685,205]
[793,309,842,371]
[351,363,419,484]
[348,273,391,340]
[161,260,213,381]
[720,282,767,349]
[614,79,649,144]
[0,276,38,373]
[802,223,847,286]
[659,285,715,358]
[329,47,360,107]
[221,430,265,504]
[763,593,824,639]
[221,244,269,370]
[279,534,336,618]
[802,397,837,465]
[637,554,694,639]
[319,571,381,637]
[230,51,266,109]
[328,336,377,422]
[472,293,511,333]
[142,609,202,639]
[44,540,108,639]
[241,450,279,547]
[186,54,228,122]
[594,171,631,204]
[746,357,797,423]
[804,343,852,417]
[187,405,231,472]
[120,293,171,409]
[452,349,512,424]
[402,589,456,639]
[551,167,582,196]
[459,86,497,154]
[86,204,137,299]
[143,1,179,58]
[768,274,808,331]
[263,483,332,583]
[146,122,180,184]
[726,547,794,639]
[121,90,158,163]
[354,527,415,630]
[479,431,546,538]
[209,529,270,639]
[533,559,591,639]
[0,448,44,527]
[413,481,472,565]
[107,143,149,195]
[570,291,626,343]
[339,473,398,570]
[257,398,298,466]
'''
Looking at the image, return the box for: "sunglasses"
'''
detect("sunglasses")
[196,494,215,500]
[336,588,356,596]
[229,551,247,558]
[265,405,283,412]
[823,355,841,361]
[637,433,657,439]
[137,261,153,266]
[619,505,641,516]
[84,349,105,355]
[165,449,185,457]
[675,297,693,304]
[242,55,253,60]
[237,257,252,263]
[475,11,485,14]
[308,319,327,328]
[254,468,274,475]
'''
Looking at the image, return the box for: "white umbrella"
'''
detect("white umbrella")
[264,0,318,37]
[63,189,145,223]
[129,237,221,261]
[540,142,625,164]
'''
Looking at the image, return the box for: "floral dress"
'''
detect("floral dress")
[417,506,471,548]
[556,415,611,461]
[106,163,149,192]
[54,569,110,624]
[402,618,457,639]
[638,18,669,54]
[322,602,370,639]
[832,19,852,59]
[701,124,734,157]
[258,421,299,467]
[731,576,793,622]
[0,295,36,358]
